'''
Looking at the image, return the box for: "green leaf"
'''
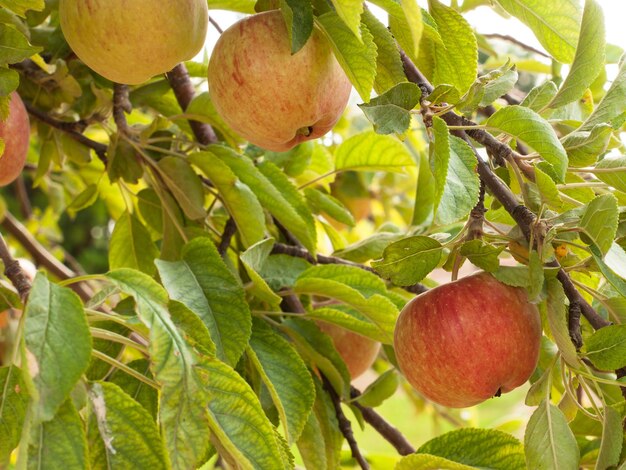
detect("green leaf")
[240,239,283,309]
[495,0,582,63]
[0,67,19,96]
[106,269,210,470]
[436,136,480,225]
[333,231,402,263]
[590,245,626,299]
[87,382,167,470]
[534,166,563,209]
[521,81,558,112]
[544,278,579,366]
[197,357,289,470]
[282,318,351,397]
[307,306,385,342]
[584,325,626,370]
[248,319,315,444]
[580,54,626,131]
[413,150,436,226]
[207,0,255,12]
[0,0,44,17]
[24,274,91,422]
[281,0,313,53]
[368,0,423,63]
[456,63,518,112]
[579,193,618,255]
[329,0,363,39]
[428,0,478,94]
[27,399,87,470]
[549,0,605,108]
[0,24,42,64]
[596,405,623,470]
[156,238,252,366]
[157,157,206,221]
[486,105,568,181]
[372,236,443,286]
[259,161,317,253]
[355,369,399,408]
[185,92,243,147]
[212,145,317,254]
[358,82,421,135]
[524,399,580,470]
[460,240,504,272]
[430,116,450,217]
[190,151,266,248]
[396,454,473,469]
[316,11,377,102]
[415,428,525,470]
[304,188,355,227]
[0,366,28,461]
[109,211,159,276]
[361,10,408,94]
[108,359,158,419]
[335,131,415,172]
[169,300,216,356]
[297,377,342,470]
[294,264,399,343]
[561,124,613,167]
[594,156,626,193]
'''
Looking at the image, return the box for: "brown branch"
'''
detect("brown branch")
[0,232,31,301]
[24,101,108,164]
[567,301,583,349]
[166,64,218,145]
[482,33,551,59]
[400,51,610,331]
[113,83,132,135]
[217,218,237,256]
[322,376,370,469]
[1,212,92,301]
[350,386,415,456]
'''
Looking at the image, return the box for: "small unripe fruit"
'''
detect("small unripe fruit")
[208,10,352,152]
[317,322,381,380]
[394,272,541,408]
[0,92,29,187]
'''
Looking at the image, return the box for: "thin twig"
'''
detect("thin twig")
[113,83,132,135]
[482,33,551,59]
[350,386,415,456]
[23,101,108,164]
[209,16,224,34]
[165,63,218,145]
[217,218,237,256]
[13,176,32,219]
[322,376,370,469]
[0,232,31,301]
[1,212,92,300]
[271,242,428,294]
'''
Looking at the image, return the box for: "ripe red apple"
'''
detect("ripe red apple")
[59,0,208,84]
[0,92,29,187]
[394,272,541,408]
[317,321,381,380]
[208,10,352,152]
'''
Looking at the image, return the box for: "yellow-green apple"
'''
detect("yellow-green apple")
[0,92,29,187]
[59,0,209,84]
[317,321,381,380]
[207,10,352,152]
[394,272,541,408]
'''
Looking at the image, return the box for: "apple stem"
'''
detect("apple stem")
[296,126,313,137]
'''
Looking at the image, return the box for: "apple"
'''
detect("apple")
[317,321,381,380]
[394,272,541,408]
[0,92,30,187]
[59,0,208,85]
[207,10,352,152]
